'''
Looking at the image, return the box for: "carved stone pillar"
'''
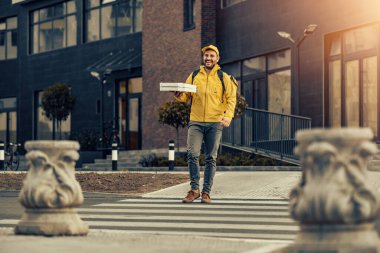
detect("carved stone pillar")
[278,128,380,252]
[15,141,88,236]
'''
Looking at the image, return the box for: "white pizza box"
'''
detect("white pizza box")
[160,83,196,93]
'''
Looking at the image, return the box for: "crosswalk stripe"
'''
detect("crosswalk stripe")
[83,220,299,231]
[80,214,295,223]
[78,207,289,216]
[118,199,289,205]
[0,218,297,231]
[93,203,289,210]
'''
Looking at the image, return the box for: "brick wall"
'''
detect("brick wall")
[142,0,202,149]
[201,0,216,47]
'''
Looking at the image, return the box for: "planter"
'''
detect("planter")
[15,140,88,236]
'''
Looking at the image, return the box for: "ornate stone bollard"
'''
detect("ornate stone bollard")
[278,128,380,252]
[15,141,88,236]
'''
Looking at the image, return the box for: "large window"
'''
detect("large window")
[0,16,18,60]
[325,24,379,136]
[224,49,291,114]
[183,0,195,31]
[84,0,143,43]
[35,91,71,140]
[30,0,77,54]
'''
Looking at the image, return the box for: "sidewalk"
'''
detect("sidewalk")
[2,170,380,253]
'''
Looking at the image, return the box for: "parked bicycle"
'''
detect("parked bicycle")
[4,142,21,171]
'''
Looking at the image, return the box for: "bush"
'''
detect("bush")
[70,129,99,151]
[139,152,290,167]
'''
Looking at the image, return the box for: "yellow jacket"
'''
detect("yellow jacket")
[177,64,237,122]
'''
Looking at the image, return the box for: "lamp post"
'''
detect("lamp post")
[90,69,112,149]
[277,24,318,114]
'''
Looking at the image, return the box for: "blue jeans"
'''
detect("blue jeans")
[187,121,223,194]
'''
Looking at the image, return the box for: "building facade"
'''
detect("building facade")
[217,0,380,139]
[1,0,380,153]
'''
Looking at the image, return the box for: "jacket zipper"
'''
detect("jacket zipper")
[204,75,208,121]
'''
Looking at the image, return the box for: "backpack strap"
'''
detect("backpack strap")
[217,69,226,95]
[191,69,200,84]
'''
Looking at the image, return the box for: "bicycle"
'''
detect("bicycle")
[4,143,20,171]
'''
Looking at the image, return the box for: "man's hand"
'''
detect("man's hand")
[173,91,183,98]
[220,117,231,128]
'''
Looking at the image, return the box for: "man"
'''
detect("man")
[174,45,237,204]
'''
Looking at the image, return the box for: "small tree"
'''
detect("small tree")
[42,83,76,140]
[234,93,248,118]
[158,100,190,151]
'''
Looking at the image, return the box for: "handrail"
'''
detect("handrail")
[222,107,312,162]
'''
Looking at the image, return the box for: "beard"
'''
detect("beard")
[204,62,215,70]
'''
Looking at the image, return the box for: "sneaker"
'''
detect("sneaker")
[182,190,200,203]
[201,192,212,204]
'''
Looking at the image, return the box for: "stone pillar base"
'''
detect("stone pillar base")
[275,223,380,253]
[15,208,88,236]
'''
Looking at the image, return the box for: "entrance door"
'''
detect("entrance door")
[344,56,378,136]
[118,78,142,150]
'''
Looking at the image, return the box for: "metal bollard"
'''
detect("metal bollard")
[168,140,175,171]
[0,141,4,171]
[112,142,118,171]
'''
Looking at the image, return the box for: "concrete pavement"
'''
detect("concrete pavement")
[2,170,380,253]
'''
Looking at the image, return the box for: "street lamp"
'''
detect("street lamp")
[277,24,318,114]
[90,68,112,149]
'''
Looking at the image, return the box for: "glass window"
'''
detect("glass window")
[30,1,77,54]
[222,62,241,80]
[128,77,142,93]
[86,9,100,42]
[345,60,360,127]
[344,25,378,54]
[329,36,341,56]
[184,0,195,30]
[85,0,143,43]
[0,98,17,109]
[363,56,378,135]
[0,97,17,144]
[243,56,266,76]
[101,5,115,39]
[0,16,18,60]
[328,60,341,127]
[268,70,291,114]
[134,0,143,32]
[117,2,132,35]
[268,49,291,70]
[326,24,379,135]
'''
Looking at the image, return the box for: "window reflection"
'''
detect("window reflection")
[30,0,77,54]
[363,56,378,134]
[0,16,17,60]
[268,70,291,114]
[85,0,143,43]
[328,60,341,127]
[344,25,378,54]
